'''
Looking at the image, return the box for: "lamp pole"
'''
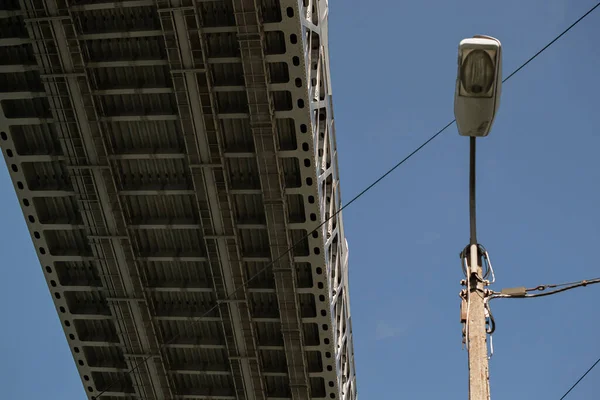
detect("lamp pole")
[466,136,490,400]
[454,35,502,400]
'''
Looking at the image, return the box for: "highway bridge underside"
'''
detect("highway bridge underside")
[1,0,357,400]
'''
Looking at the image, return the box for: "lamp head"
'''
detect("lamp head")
[454,35,502,137]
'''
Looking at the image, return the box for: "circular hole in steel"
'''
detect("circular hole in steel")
[297,99,305,108]
[314,247,320,255]
[17,181,24,190]
[11,164,18,172]
[308,196,315,204]
[59,306,66,313]
[304,159,311,167]
[0,132,7,140]
[23,199,30,207]
[295,78,302,87]
[293,56,300,66]
[286,7,294,17]
[300,124,307,133]
[306,177,313,186]
[6,149,13,157]
[69,334,75,340]
[290,34,298,44]
[310,213,316,221]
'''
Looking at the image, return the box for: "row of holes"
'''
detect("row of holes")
[2,131,94,393]
[282,7,339,397]
[280,11,325,264]
[1,137,50,255]
[49,263,94,393]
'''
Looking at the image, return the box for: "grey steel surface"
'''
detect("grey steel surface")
[0,1,357,399]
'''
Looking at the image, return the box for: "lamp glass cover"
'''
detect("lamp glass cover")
[460,50,494,95]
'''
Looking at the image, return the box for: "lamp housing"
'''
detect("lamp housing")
[454,35,502,137]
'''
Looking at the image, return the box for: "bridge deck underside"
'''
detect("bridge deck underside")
[0,0,356,399]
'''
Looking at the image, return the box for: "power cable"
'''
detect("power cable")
[528,278,598,291]
[527,277,600,295]
[492,277,600,300]
[490,275,600,397]
[503,1,600,83]
[559,356,600,400]
[94,2,600,398]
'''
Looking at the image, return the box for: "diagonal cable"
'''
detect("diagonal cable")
[94,2,600,398]
[559,356,600,400]
[503,1,600,83]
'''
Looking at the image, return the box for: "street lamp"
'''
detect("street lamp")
[454,34,502,250]
[454,35,502,400]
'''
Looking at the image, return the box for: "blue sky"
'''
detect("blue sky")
[1,0,599,398]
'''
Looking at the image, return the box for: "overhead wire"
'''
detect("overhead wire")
[492,277,600,397]
[491,277,600,300]
[527,278,597,291]
[94,2,600,398]
[559,356,600,400]
[491,276,600,397]
[503,1,600,83]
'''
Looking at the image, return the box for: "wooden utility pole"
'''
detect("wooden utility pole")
[466,243,490,400]
[462,137,491,400]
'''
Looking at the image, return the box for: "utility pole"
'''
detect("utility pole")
[466,242,490,400]
[454,36,502,400]
[465,137,490,400]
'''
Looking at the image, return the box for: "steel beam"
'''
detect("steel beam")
[18,2,174,397]
[231,2,311,400]
[156,4,267,399]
